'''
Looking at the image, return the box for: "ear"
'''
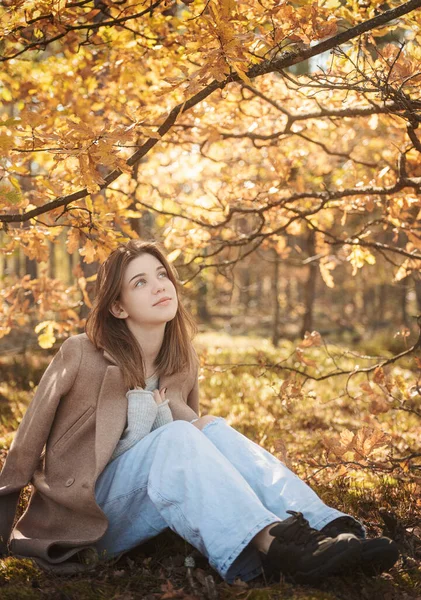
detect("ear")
[110,302,128,319]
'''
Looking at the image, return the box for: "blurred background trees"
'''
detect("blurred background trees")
[0,0,420,352]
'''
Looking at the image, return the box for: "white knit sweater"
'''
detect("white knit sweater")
[110,375,198,461]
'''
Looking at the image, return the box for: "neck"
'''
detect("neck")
[127,322,166,371]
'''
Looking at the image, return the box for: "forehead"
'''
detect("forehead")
[123,253,164,284]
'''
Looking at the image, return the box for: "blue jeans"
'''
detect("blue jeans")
[95,417,361,583]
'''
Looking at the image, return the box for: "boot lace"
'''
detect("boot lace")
[273,510,327,548]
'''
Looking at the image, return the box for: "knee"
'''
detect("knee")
[166,420,193,434]
[161,419,210,443]
[191,415,218,430]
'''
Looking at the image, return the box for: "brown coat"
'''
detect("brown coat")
[0,333,199,571]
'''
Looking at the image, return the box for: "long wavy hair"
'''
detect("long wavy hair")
[85,240,197,389]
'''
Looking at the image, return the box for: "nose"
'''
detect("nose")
[153,279,165,294]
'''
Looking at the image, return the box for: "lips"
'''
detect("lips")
[153,297,172,306]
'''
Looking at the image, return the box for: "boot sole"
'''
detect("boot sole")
[358,538,399,576]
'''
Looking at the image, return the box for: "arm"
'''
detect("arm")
[151,379,200,430]
[0,336,83,555]
[151,399,173,431]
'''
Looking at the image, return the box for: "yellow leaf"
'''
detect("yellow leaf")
[78,276,93,308]
[0,133,14,154]
[51,0,66,16]
[138,126,161,140]
[339,429,354,449]
[34,320,50,334]
[166,248,182,263]
[66,309,80,321]
[66,229,80,255]
[35,321,56,349]
[1,88,12,102]
[124,210,143,219]
[9,177,21,192]
[295,348,317,367]
[347,246,376,275]
[79,239,97,264]
[299,331,322,348]
[322,0,341,10]
[233,66,252,86]
[319,259,335,288]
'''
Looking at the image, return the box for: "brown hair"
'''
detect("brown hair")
[85,240,197,389]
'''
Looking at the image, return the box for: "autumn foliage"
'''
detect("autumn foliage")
[0,0,419,348]
[0,0,421,497]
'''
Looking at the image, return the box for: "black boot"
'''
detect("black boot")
[321,516,399,576]
[258,510,362,585]
[321,516,365,539]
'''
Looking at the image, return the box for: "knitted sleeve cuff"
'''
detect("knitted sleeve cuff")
[151,399,173,431]
[110,391,158,461]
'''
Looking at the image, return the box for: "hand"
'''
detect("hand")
[153,387,167,406]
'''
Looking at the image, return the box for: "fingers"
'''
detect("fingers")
[153,387,167,405]
[153,389,162,405]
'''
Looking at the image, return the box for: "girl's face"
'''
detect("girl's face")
[111,253,178,328]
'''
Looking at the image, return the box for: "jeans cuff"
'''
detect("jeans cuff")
[218,515,279,582]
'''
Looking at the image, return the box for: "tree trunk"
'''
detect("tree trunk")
[377,283,387,327]
[400,278,408,327]
[239,267,251,316]
[414,277,421,313]
[285,277,293,313]
[272,249,281,347]
[79,255,98,321]
[25,255,37,280]
[300,229,317,339]
[13,248,21,277]
[363,279,375,327]
[68,240,75,282]
[196,276,210,323]
[49,241,56,279]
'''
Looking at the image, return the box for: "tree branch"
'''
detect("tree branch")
[0,0,165,62]
[1,0,420,224]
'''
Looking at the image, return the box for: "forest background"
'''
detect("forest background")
[0,0,420,599]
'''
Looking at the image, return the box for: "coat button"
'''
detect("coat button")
[65,478,75,487]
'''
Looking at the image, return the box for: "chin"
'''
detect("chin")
[156,307,177,323]
[167,308,178,321]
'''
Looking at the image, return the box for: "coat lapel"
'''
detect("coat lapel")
[94,356,127,476]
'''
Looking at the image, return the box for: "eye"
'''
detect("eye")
[158,271,168,279]
[134,278,146,287]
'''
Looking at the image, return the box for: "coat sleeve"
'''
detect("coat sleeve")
[186,366,200,416]
[0,335,82,555]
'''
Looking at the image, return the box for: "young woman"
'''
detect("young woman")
[0,240,399,585]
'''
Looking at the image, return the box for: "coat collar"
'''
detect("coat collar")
[101,348,184,393]
[102,349,117,366]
